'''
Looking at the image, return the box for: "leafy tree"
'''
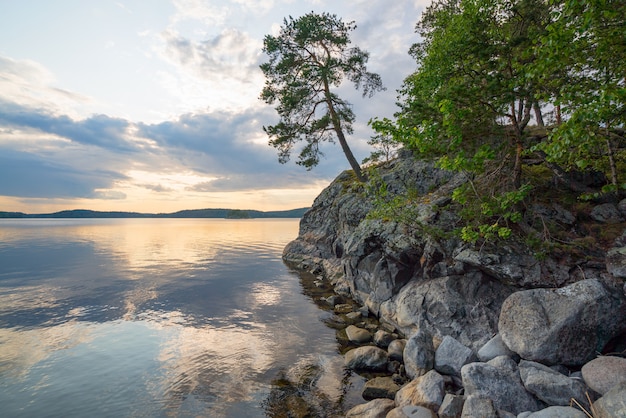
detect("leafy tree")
[260,12,385,182]
[533,0,626,198]
[387,0,549,189]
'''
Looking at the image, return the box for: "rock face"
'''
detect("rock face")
[498,279,626,366]
[282,151,626,416]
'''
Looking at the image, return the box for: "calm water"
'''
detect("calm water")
[0,219,360,417]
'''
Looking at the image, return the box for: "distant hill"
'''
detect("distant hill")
[0,207,309,219]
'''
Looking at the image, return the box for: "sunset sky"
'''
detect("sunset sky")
[0,0,428,213]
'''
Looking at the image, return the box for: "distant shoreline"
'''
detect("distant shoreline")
[0,208,309,219]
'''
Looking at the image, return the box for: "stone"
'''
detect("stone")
[387,405,438,418]
[403,328,435,379]
[438,393,464,418]
[590,203,624,224]
[461,356,544,415]
[388,339,407,362]
[498,279,626,366]
[477,334,516,362]
[395,370,445,411]
[525,406,586,418]
[581,356,626,395]
[362,376,400,400]
[373,329,394,348]
[345,398,396,418]
[346,325,372,344]
[344,346,389,371]
[461,393,498,418]
[335,303,354,314]
[382,272,513,351]
[434,335,475,377]
[607,232,626,279]
[593,381,626,418]
[454,247,542,287]
[519,360,589,407]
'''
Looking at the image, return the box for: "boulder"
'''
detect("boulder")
[345,398,396,418]
[581,356,626,395]
[388,339,407,362]
[434,335,475,377]
[387,405,438,418]
[461,356,544,415]
[438,393,464,418]
[590,203,624,224]
[373,329,394,348]
[524,406,587,418]
[477,334,516,362]
[395,370,445,411]
[519,360,589,407]
[498,279,626,366]
[403,328,434,379]
[345,325,372,344]
[460,393,498,418]
[362,376,400,401]
[383,272,512,351]
[344,346,389,371]
[593,381,626,418]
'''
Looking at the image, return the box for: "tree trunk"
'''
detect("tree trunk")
[533,102,544,127]
[324,80,366,182]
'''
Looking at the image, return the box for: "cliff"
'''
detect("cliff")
[283,150,626,353]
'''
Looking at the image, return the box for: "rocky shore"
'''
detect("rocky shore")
[283,151,626,417]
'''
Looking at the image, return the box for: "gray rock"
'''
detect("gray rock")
[519,360,589,407]
[461,393,498,418]
[454,247,542,287]
[383,272,512,351]
[498,279,626,366]
[388,339,407,362]
[345,398,396,418]
[387,405,438,418]
[590,203,624,224]
[525,406,586,418]
[593,381,626,418]
[438,393,464,418]
[461,356,544,415]
[373,329,394,348]
[478,334,516,362]
[345,346,389,371]
[404,328,435,379]
[607,231,626,278]
[346,325,372,344]
[581,356,626,395]
[362,376,400,400]
[395,370,445,411]
[435,335,475,377]
[618,198,626,216]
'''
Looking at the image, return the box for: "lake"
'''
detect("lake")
[0,219,363,417]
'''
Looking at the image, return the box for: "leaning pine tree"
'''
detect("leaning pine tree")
[259,12,385,182]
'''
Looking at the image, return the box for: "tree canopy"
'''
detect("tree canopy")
[369,0,624,243]
[260,12,385,182]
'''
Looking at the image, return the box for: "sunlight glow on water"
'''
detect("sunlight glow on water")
[0,219,354,417]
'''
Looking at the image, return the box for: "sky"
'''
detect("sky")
[0,0,429,213]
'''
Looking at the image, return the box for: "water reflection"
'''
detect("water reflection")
[0,219,357,417]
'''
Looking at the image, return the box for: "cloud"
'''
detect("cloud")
[0,101,136,152]
[160,28,262,83]
[0,148,126,199]
[0,55,92,116]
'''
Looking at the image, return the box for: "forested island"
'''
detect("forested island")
[0,207,309,219]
